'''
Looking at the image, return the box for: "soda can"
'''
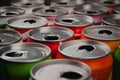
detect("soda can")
[102,14,120,26]
[54,14,94,39]
[81,25,120,55]
[51,0,85,14]
[56,40,113,80]
[27,26,74,58]
[0,42,51,80]
[30,59,93,80]
[73,4,109,25]
[11,0,44,14]
[0,6,25,29]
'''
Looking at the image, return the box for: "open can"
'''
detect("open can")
[27,26,74,58]
[11,0,44,14]
[73,4,109,25]
[0,6,25,29]
[30,59,93,80]
[51,0,85,14]
[54,14,94,39]
[0,42,51,80]
[102,14,120,26]
[7,14,48,34]
[56,40,113,80]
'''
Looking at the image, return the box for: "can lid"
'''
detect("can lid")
[59,40,110,59]
[7,15,48,29]
[32,7,68,17]
[83,25,120,41]
[31,59,92,80]
[0,42,51,63]
[54,15,94,27]
[51,0,85,7]
[0,6,25,17]
[0,30,21,46]
[103,14,120,26]
[28,27,74,42]
[11,0,44,7]
[91,0,120,6]
[73,4,109,15]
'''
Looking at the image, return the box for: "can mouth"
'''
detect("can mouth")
[57,2,68,5]
[24,19,37,24]
[0,39,4,43]
[44,35,60,40]
[103,1,114,5]
[78,45,95,52]
[23,3,32,6]
[99,30,113,35]
[61,71,82,79]
[45,9,56,13]
[86,11,100,15]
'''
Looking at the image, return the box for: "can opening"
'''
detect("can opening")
[99,30,112,35]
[57,2,68,5]
[0,39,3,43]
[23,3,32,6]
[6,52,24,57]
[6,12,18,15]
[103,1,114,5]
[24,20,36,24]
[44,35,59,40]
[78,45,94,52]
[45,9,56,13]
[62,19,74,23]
[61,71,82,79]
[86,11,99,14]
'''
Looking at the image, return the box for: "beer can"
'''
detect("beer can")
[51,0,85,14]
[0,42,51,80]
[54,14,94,39]
[73,4,109,25]
[102,14,120,26]
[11,0,44,14]
[6,14,48,34]
[30,59,93,80]
[27,26,74,58]
[56,40,113,80]
[0,6,25,29]
[81,25,120,55]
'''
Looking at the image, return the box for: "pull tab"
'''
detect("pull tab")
[78,45,95,52]
[45,9,56,13]
[44,35,59,40]
[57,2,68,5]
[23,3,32,6]
[86,11,99,14]
[61,71,82,79]
[99,30,112,35]
[103,1,114,5]
[24,20,36,24]
[45,0,51,6]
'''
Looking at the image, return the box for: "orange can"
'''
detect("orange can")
[81,25,120,56]
[56,40,113,80]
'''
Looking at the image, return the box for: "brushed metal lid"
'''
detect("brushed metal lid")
[0,6,25,17]
[51,0,85,7]
[59,40,110,59]
[0,30,21,46]
[103,14,120,26]
[73,4,109,15]
[32,6,68,17]
[54,15,94,27]
[30,59,92,80]
[0,42,51,63]
[7,15,48,29]
[83,25,120,41]
[28,27,74,42]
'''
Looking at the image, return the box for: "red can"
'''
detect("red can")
[27,26,74,58]
[56,40,113,80]
[54,14,94,39]
[73,4,109,25]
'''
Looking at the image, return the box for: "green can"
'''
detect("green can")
[113,43,120,80]
[0,42,51,80]
[0,6,25,29]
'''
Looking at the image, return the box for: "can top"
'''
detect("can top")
[31,59,92,80]
[83,25,120,41]
[0,30,21,46]
[0,42,51,63]
[7,15,48,29]
[28,27,74,42]
[51,0,85,7]
[91,0,120,7]
[54,15,94,27]
[11,0,44,7]
[115,5,120,13]
[32,6,68,17]
[59,40,110,59]
[73,4,109,15]
[0,6,25,17]
[103,14,120,26]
